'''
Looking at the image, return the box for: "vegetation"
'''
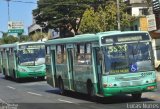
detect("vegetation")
[79,1,134,33]
[0,0,151,44]
[30,32,48,41]
[0,33,30,44]
[33,0,133,35]
[0,35,19,44]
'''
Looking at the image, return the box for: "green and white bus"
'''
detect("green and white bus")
[0,41,46,81]
[45,31,157,99]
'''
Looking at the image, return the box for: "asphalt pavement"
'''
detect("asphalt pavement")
[0,73,160,109]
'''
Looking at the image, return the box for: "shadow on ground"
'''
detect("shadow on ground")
[2,76,46,83]
[45,89,155,104]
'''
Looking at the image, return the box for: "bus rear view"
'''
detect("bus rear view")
[100,31,157,99]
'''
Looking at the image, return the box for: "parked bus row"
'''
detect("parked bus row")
[0,31,157,100]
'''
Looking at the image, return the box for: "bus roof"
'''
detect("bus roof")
[45,33,98,45]
[0,43,17,48]
[96,31,149,37]
[17,41,44,46]
[45,31,150,45]
[0,41,45,49]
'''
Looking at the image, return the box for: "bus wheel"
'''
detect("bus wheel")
[38,76,45,81]
[59,79,64,95]
[13,70,20,82]
[132,93,142,100]
[3,68,8,79]
[13,70,16,80]
[87,80,94,97]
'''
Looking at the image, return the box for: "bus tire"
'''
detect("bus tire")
[87,80,94,97]
[54,75,58,87]
[39,76,45,81]
[132,93,142,100]
[13,70,16,80]
[3,68,8,79]
[13,70,21,82]
[59,78,64,95]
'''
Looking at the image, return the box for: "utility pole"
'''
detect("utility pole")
[6,0,11,22]
[116,0,121,31]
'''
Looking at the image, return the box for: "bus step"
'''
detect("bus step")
[96,94,104,97]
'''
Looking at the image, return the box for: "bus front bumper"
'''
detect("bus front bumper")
[17,71,46,78]
[102,83,157,97]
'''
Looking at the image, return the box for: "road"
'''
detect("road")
[0,73,160,109]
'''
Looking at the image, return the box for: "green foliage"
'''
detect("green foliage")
[1,35,19,44]
[33,0,108,36]
[33,0,88,29]
[79,1,134,33]
[19,35,30,42]
[0,34,29,44]
[33,0,134,35]
[79,7,101,33]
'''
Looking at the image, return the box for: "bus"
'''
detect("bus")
[0,41,46,81]
[45,31,157,99]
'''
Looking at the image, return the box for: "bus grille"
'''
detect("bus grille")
[27,67,41,71]
[120,80,142,87]
[132,81,142,86]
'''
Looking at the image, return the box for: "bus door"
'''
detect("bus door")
[51,50,57,87]
[67,48,74,90]
[0,52,2,73]
[94,47,102,94]
[46,46,56,87]
[6,50,10,76]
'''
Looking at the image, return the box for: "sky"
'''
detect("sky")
[0,0,37,37]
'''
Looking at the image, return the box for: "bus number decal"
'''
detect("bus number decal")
[108,45,127,53]
[141,72,152,77]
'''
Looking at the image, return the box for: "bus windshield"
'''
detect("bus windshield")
[103,42,154,74]
[18,47,45,66]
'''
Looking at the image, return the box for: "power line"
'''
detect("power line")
[2,0,37,4]
[2,0,37,22]
[10,0,37,4]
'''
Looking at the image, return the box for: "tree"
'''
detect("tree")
[33,0,134,35]
[79,0,134,33]
[19,35,30,42]
[79,7,100,33]
[1,35,19,44]
[33,0,108,37]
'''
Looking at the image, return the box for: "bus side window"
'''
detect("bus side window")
[45,46,51,64]
[56,45,66,64]
[76,43,91,65]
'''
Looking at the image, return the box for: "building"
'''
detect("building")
[125,0,153,16]
[28,16,42,35]
[152,0,160,29]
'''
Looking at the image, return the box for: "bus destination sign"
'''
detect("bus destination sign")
[101,33,150,44]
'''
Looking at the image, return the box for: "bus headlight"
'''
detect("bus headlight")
[18,68,27,72]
